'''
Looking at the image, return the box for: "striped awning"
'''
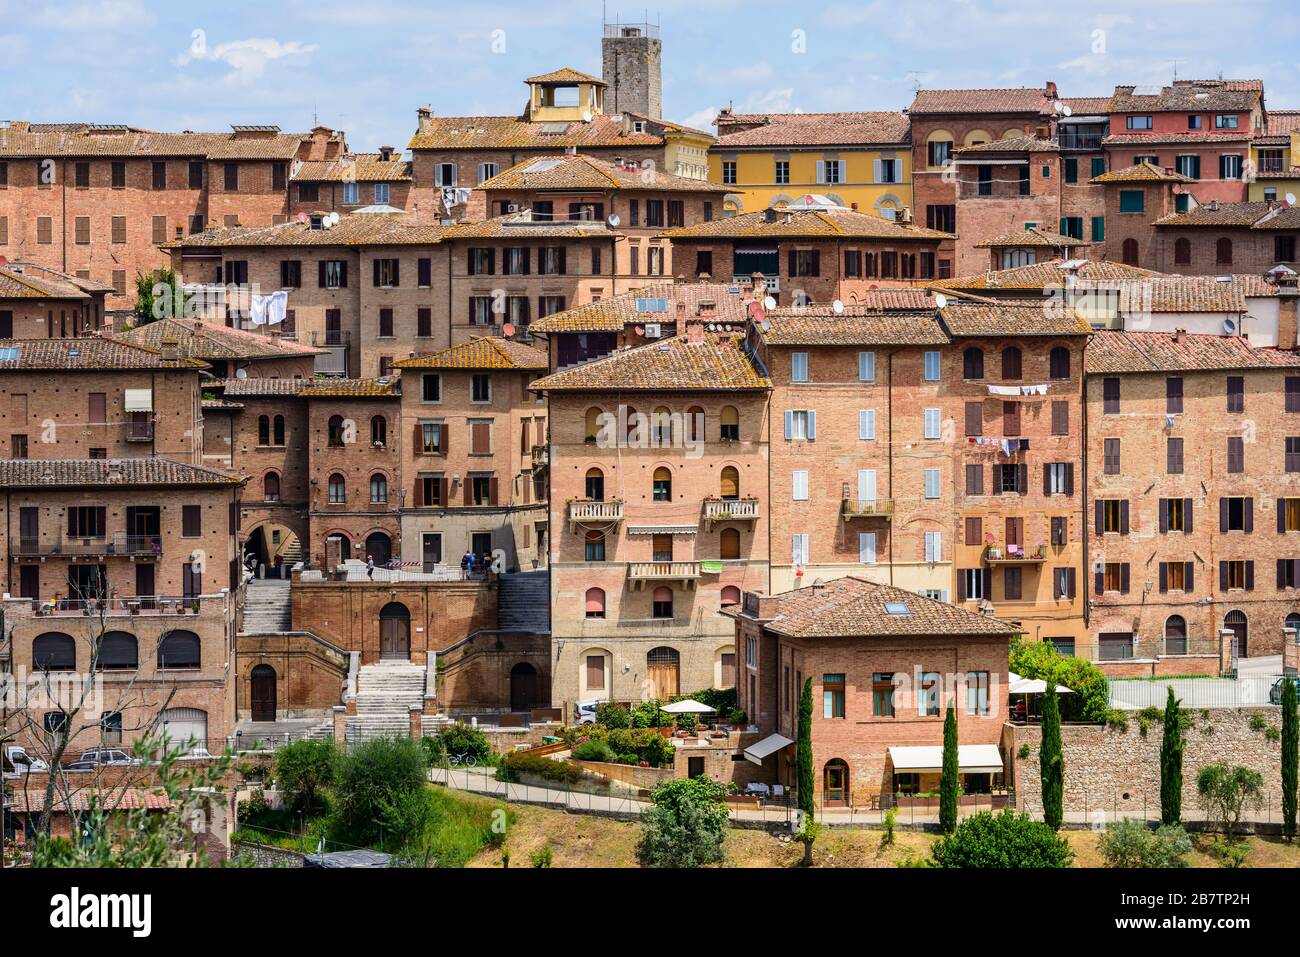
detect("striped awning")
[626,525,698,535]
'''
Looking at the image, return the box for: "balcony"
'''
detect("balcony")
[1056,131,1105,151]
[126,422,155,443]
[15,533,163,558]
[841,498,894,521]
[4,592,229,621]
[704,497,760,527]
[310,330,350,377]
[531,444,549,469]
[983,544,1047,564]
[627,561,701,587]
[568,499,623,531]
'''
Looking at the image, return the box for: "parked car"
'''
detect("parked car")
[63,748,140,771]
[1269,677,1299,705]
[5,746,49,773]
[574,700,600,725]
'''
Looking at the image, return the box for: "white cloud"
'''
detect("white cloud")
[682,106,718,130]
[177,37,319,86]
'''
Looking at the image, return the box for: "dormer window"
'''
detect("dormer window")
[310,215,324,230]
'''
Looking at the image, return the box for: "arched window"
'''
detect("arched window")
[99,631,138,670]
[823,758,850,806]
[652,587,674,620]
[158,630,201,669]
[327,533,352,562]
[585,587,606,618]
[263,471,281,502]
[160,707,208,751]
[652,467,672,501]
[370,415,387,447]
[686,405,705,443]
[1164,615,1187,655]
[585,467,604,501]
[720,406,739,441]
[584,407,603,443]
[1001,346,1022,380]
[1224,609,1248,657]
[720,527,741,560]
[33,632,75,671]
[258,415,270,445]
[328,473,346,504]
[584,530,605,561]
[720,466,740,500]
[1049,346,1071,380]
[370,473,388,503]
[1216,237,1233,265]
[1286,612,1300,636]
[273,415,285,446]
[1122,238,1139,266]
[624,406,640,443]
[646,645,680,697]
[1174,237,1192,265]
[652,405,673,445]
[720,585,741,607]
[328,415,346,447]
[962,347,984,380]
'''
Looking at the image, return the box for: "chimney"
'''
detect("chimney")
[416,107,432,133]
[1035,125,1050,140]
[378,146,394,161]
[685,317,705,343]
[160,337,179,362]
[763,208,777,223]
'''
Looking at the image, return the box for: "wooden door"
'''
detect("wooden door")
[510,663,538,713]
[250,665,276,722]
[824,762,849,807]
[379,606,410,660]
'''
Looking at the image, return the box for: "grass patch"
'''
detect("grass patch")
[409,786,514,868]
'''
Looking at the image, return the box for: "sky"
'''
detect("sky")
[1,0,1298,151]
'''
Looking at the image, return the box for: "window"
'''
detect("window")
[720,527,741,560]
[1091,216,1105,242]
[158,631,200,669]
[858,351,876,382]
[1216,237,1233,265]
[784,410,815,441]
[33,632,76,671]
[1161,497,1191,533]
[263,472,281,502]
[652,587,673,619]
[1220,154,1243,180]
[1103,438,1120,474]
[1099,498,1128,535]
[923,351,940,381]
[1227,436,1244,473]
[720,406,739,441]
[471,374,491,403]
[1101,562,1130,594]
[374,258,399,287]
[926,204,955,233]
[960,568,987,601]
[817,159,842,185]
[652,467,672,501]
[1102,377,1120,414]
[823,674,845,719]
[924,531,942,563]
[1051,516,1067,546]
[1167,437,1184,474]
[964,401,983,437]
[1226,376,1244,413]
[977,164,992,196]
[1221,560,1252,591]
[1050,400,1069,436]
[1126,115,1153,130]
[965,516,983,544]
[1053,567,1077,600]
[584,590,606,620]
[1161,562,1192,593]
[858,531,877,564]
[966,672,990,716]
[1059,216,1083,240]
[1220,496,1252,533]
[962,347,984,380]
[790,351,809,382]
[584,530,605,562]
[1214,114,1240,130]
[872,673,895,717]
[928,140,952,168]
[1175,155,1200,180]
[1063,157,1077,184]
[1003,401,1021,437]
[1282,498,1300,533]
[182,505,201,538]
[1046,462,1071,495]
[1280,560,1300,590]
[924,408,941,439]
[791,470,808,501]
[1277,236,1297,263]
[1119,190,1145,213]
[373,183,390,205]
[328,473,346,504]
[1289,438,1300,473]
[223,162,239,191]
[918,672,941,717]
[321,260,347,288]
[924,468,941,500]
[722,160,737,185]
[368,473,388,504]
[790,250,819,277]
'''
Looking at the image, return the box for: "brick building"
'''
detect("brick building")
[1084,329,1300,663]
[534,321,771,710]
[1153,201,1300,277]
[0,261,111,337]
[729,577,1015,807]
[115,314,323,379]
[288,147,414,218]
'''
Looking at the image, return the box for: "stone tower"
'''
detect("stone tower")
[601,21,662,120]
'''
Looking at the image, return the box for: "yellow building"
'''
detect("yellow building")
[1249,109,1300,202]
[708,109,912,217]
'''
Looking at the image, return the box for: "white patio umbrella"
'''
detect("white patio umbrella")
[660,698,717,714]
[1007,671,1073,695]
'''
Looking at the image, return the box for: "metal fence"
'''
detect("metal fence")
[1108,674,1284,709]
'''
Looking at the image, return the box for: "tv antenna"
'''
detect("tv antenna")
[1168,59,1184,81]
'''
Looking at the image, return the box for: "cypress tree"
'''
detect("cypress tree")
[939,703,959,833]
[797,676,815,820]
[1040,682,1064,830]
[1159,687,1183,826]
[1283,677,1298,841]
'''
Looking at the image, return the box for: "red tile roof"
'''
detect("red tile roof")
[393,336,548,371]
[908,87,1055,115]
[292,153,412,183]
[117,317,325,359]
[531,331,769,392]
[1085,329,1300,375]
[478,153,728,193]
[661,207,952,241]
[1090,161,1195,184]
[714,111,910,148]
[0,458,243,488]
[1109,80,1262,113]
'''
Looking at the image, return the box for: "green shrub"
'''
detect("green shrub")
[595,702,631,728]
[630,699,669,728]
[1196,764,1264,837]
[1099,818,1192,868]
[529,843,554,867]
[1009,638,1111,723]
[329,737,430,847]
[571,740,617,762]
[422,724,493,764]
[636,777,729,868]
[498,750,583,785]
[274,739,338,816]
[395,787,512,867]
[727,708,747,725]
[930,811,1073,868]
[671,687,737,714]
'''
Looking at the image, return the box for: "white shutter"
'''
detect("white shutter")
[857,469,877,505]
[792,470,809,501]
[792,352,808,381]
[925,531,942,563]
[807,410,816,440]
[784,410,794,440]
[924,407,940,439]
[924,351,940,380]
[792,534,809,565]
[858,351,876,382]
[924,468,940,499]
[858,409,877,440]
[873,159,882,184]
[815,160,826,184]
[124,388,153,412]
[859,532,877,564]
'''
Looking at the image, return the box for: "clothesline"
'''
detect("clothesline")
[987,383,1049,396]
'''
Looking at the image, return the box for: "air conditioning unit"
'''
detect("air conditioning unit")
[507,203,520,213]
[644,323,662,339]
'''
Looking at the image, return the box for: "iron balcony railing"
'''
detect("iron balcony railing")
[16,533,163,557]
[627,561,702,582]
[841,498,895,521]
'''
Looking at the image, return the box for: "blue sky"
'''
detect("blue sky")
[1,0,1297,151]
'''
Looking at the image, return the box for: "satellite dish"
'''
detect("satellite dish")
[607,214,621,227]
[759,318,771,333]
[296,212,309,223]
[501,322,515,337]
[1223,317,1238,334]
[1287,193,1297,206]
[235,368,248,379]
[832,299,844,314]
[934,293,948,309]
[1054,102,1072,117]
[329,211,341,226]
[634,325,645,335]
[582,110,593,122]
[763,296,776,310]
[0,255,7,266]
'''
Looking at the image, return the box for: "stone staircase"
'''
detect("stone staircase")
[345,661,427,744]
[240,578,292,634]
[497,570,550,633]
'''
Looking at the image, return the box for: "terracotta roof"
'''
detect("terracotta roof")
[1059,97,1112,115]
[932,258,1162,291]
[1267,110,1300,136]
[528,282,753,333]
[1103,131,1250,146]
[938,300,1092,337]
[525,67,606,86]
[292,153,412,183]
[216,377,309,397]
[0,263,112,299]
[1090,161,1195,184]
[852,287,942,310]
[974,226,1089,249]
[530,331,769,392]
[1153,201,1273,227]
[761,310,949,346]
[908,87,1054,115]
[8,788,175,813]
[0,458,242,488]
[393,336,548,370]
[752,577,1016,639]
[117,318,325,360]
[442,212,612,239]
[295,377,400,398]
[714,111,910,148]
[0,125,308,160]
[1085,329,1300,375]
[1227,273,1284,297]
[170,214,445,249]
[955,133,1058,154]
[478,153,728,193]
[660,207,952,241]
[1250,205,1300,230]
[409,114,674,152]
[0,338,206,370]
[1109,80,1262,114]
[1142,277,1246,313]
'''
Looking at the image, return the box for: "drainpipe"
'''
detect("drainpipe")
[1081,373,1090,631]
[887,349,895,586]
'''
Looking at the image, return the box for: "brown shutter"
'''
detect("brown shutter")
[1159,498,1169,533]
[1245,497,1254,532]
[1184,563,1193,592]
[1120,500,1130,535]
[413,421,424,453]
[489,476,499,506]
[464,477,473,506]
[956,571,966,601]
[1095,500,1104,534]
[1016,463,1027,495]
[1064,463,1074,496]
[1042,464,1051,496]
[1245,561,1254,591]
[1159,562,1168,592]
[1219,561,1228,588]
[1119,563,1130,594]
[439,477,449,506]
[1095,567,1104,595]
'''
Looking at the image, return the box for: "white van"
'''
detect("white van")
[574,700,601,725]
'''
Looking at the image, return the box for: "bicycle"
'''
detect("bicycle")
[447,752,478,768]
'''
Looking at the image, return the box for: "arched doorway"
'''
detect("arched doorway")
[244,523,302,579]
[823,759,850,807]
[365,531,392,568]
[510,662,539,713]
[325,533,352,568]
[160,708,208,755]
[646,646,680,699]
[1225,610,1248,659]
[379,602,411,660]
[251,664,277,721]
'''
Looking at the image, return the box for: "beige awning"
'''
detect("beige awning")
[888,745,1004,774]
[124,389,153,412]
[743,733,794,766]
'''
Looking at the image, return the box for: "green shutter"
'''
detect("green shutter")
[1119,190,1145,213]
[1091,216,1105,241]
[1064,158,1077,183]
[1091,157,1106,178]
